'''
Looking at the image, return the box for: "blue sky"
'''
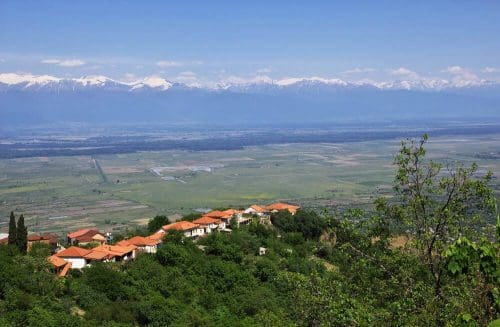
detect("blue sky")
[1,1,500,85]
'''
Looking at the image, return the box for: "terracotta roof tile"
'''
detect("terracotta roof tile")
[116,236,160,247]
[56,246,91,258]
[192,216,221,225]
[249,205,267,213]
[162,221,199,231]
[48,255,68,268]
[67,229,94,239]
[148,232,165,241]
[266,202,300,213]
[84,251,110,260]
[91,244,137,257]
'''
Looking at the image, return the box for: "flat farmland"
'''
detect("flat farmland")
[1,133,499,234]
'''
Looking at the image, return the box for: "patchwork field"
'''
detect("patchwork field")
[0,133,499,234]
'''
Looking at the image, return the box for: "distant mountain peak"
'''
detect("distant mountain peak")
[0,72,497,93]
[129,75,173,90]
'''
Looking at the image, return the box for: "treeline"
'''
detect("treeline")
[0,136,498,326]
[2,124,500,159]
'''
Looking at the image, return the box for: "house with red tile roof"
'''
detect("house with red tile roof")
[244,204,269,216]
[67,229,106,246]
[266,202,300,215]
[28,234,59,251]
[89,244,137,262]
[205,209,242,224]
[116,236,161,254]
[156,220,205,238]
[55,246,91,269]
[48,255,72,277]
[192,216,226,234]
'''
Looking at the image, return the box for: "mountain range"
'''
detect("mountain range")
[1,73,500,128]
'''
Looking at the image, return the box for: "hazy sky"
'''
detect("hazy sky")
[1,1,500,85]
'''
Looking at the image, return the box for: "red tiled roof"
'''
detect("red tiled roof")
[67,229,94,239]
[56,246,91,258]
[68,229,105,243]
[28,234,58,242]
[84,251,110,260]
[59,261,72,277]
[48,255,72,277]
[162,221,199,231]
[192,216,221,225]
[116,236,160,247]
[91,244,137,257]
[48,255,67,268]
[249,205,267,213]
[206,209,239,219]
[148,232,165,241]
[266,202,300,213]
[205,210,227,218]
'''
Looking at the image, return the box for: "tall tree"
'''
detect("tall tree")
[377,134,496,323]
[147,215,169,234]
[8,211,17,245]
[16,214,28,254]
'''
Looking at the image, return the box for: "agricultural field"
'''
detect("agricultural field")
[0,133,499,234]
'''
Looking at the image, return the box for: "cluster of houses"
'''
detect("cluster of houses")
[1,202,300,277]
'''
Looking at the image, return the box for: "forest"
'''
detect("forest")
[0,136,498,326]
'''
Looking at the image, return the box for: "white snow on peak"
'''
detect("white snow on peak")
[0,72,496,91]
[276,77,348,87]
[130,76,172,90]
[74,75,114,86]
[0,73,61,86]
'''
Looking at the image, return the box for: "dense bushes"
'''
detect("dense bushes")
[271,209,326,240]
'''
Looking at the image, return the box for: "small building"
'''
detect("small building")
[48,255,72,277]
[157,221,204,238]
[205,209,242,225]
[116,236,161,254]
[244,205,269,216]
[55,246,91,269]
[28,234,59,252]
[88,244,137,262]
[192,216,226,234]
[67,229,106,246]
[266,202,300,215]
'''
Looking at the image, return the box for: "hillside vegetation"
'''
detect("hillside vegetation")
[0,136,498,326]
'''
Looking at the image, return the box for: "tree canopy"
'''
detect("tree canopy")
[0,136,498,326]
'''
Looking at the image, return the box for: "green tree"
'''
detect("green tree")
[181,212,202,222]
[147,214,169,233]
[16,214,28,254]
[378,135,496,322]
[8,211,17,246]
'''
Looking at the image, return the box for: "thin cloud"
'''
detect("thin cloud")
[442,66,465,74]
[342,67,375,74]
[173,71,199,85]
[41,59,86,67]
[441,66,481,87]
[390,67,419,79]
[256,67,272,74]
[156,60,182,68]
[482,67,500,73]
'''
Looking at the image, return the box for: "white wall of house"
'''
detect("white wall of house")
[62,257,87,269]
[244,208,265,216]
[144,245,157,254]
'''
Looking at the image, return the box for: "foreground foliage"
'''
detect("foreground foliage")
[0,136,498,326]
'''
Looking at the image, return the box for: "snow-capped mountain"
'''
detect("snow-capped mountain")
[1,72,499,128]
[0,72,496,93]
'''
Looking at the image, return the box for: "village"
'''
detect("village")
[1,202,300,277]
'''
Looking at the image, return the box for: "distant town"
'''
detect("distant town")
[0,202,300,277]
